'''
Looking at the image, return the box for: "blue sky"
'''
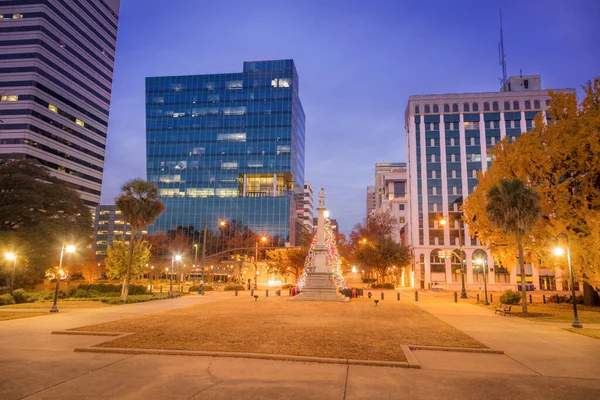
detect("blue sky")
[101,0,599,234]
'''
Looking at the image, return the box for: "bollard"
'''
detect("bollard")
[368,291,372,299]
[490,294,493,303]
[454,291,458,303]
[477,293,480,302]
[397,292,400,301]
[543,294,546,304]
[160,285,162,293]
[289,288,292,296]
[235,289,238,297]
[266,289,269,297]
[529,294,532,304]
[381,292,384,300]
[415,291,419,302]
[250,289,254,297]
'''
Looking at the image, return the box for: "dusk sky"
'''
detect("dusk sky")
[101,0,599,234]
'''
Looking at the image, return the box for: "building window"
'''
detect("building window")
[431,154,436,163]
[452,104,459,112]
[504,101,510,110]
[546,99,550,107]
[472,170,477,178]
[399,204,405,210]
[493,102,499,111]
[524,79,529,89]
[75,119,84,127]
[464,103,470,112]
[525,100,531,110]
[444,104,449,113]
[513,101,519,110]
[431,170,436,179]
[451,154,456,162]
[451,170,457,178]
[48,104,58,113]
[12,13,23,19]
[424,105,430,113]
[433,104,439,113]
[534,100,540,109]
[450,137,455,146]
[415,105,420,114]
[399,217,405,224]
[430,138,435,147]
[483,102,490,111]
[472,103,479,112]
[470,137,475,146]
[0,94,18,101]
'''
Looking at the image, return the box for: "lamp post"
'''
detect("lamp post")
[50,244,75,313]
[440,216,467,299]
[553,233,582,329]
[254,236,267,289]
[5,252,17,296]
[170,254,181,293]
[476,258,489,305]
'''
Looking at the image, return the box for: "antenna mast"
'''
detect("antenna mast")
[498,10,508,86]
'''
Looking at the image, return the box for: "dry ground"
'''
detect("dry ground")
[0,312,50,321]
[73,296,485,362]
[564,328,600,340]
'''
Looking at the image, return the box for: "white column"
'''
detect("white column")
[520,111,527,134]
[531,264,540,290]
[488,253,495,284]
[479,112,487,173]
[439,114,449,247]
[273,173,277,196]
[499,112,507,140]
[419,117,429,246]
[408,115,420,247]
[458,113,469,239]
[465,249,474,289]
[243,174,247,197]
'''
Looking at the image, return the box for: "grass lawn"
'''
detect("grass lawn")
[564,328,600,340]
[0,312,51,321]
[73,296,485,362]
[1,301,111,309]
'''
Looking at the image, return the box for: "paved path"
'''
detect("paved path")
[1,292,599,399]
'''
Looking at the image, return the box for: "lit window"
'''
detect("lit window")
[217,133,246,142]
[399,217,405,224]
[221,162,238,170]
[12,14,23,19]
[75,119,84,127]
[0,95,18,101]
[48,104,58,113]
[216,188,238,197]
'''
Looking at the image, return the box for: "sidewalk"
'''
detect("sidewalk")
[1,292,599,399]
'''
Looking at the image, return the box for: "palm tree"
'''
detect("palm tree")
[115,179,164,300]
[486,178,541,314]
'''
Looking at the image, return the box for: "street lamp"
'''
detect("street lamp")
[5,252,17,296]
[254,236,267,289]
[170,254,181,293]
[476,258,489,305]
[553,233,582,329]
[50,244,75,313]
[440,215,467,299]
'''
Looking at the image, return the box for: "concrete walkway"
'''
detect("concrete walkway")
[1,292,599,399]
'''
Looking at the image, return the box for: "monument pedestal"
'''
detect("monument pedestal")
[290,271,348,302]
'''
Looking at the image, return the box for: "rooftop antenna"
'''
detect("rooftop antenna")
[498,10,508,86]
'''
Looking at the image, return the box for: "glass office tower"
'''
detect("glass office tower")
[146,60,305,245]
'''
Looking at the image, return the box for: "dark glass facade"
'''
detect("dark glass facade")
[146,60,305,244]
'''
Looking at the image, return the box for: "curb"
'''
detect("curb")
[408,345,503,354]
[74,346,414,368]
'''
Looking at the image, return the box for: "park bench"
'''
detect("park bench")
[494,304,512,316]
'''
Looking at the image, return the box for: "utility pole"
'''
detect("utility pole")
[200,222,207,295]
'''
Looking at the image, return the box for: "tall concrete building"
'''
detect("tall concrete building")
[406,75,576,291]
[373,162,408,244]
[0,0,120,207]
[146,60,305,245]
[302,182,314,232]
[365,186,375,217]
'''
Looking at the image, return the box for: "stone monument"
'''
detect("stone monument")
[291,188,348,302]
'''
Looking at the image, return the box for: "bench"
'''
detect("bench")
[494,304,512,316]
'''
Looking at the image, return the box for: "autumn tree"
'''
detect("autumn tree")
[105,238,151,281]
[463,78,600,302]
[266,248,307,280]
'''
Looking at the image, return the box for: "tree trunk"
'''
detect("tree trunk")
[121,228,137,301]
[517,236,528,314]
[583,282,600,306]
